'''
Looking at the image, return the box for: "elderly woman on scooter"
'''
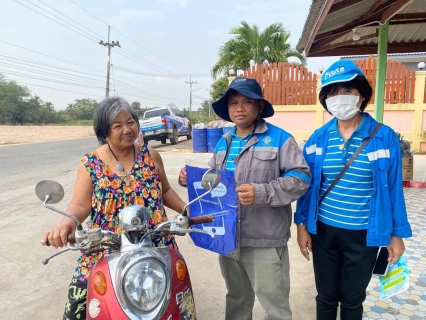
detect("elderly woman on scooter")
[42,96,187,320]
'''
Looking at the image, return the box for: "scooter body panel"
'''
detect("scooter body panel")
[86,248,196,320]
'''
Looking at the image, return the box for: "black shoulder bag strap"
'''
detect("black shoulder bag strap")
[319,123,383,204]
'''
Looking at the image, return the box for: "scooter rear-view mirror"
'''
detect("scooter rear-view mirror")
[201,168,221,191]
[35,179,82,229]
[35,179,64,204]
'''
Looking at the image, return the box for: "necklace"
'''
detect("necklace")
[339,139,350,151]
[107,143,135,186]
[338,116,362,150]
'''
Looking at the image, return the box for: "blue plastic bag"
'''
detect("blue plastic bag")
[186,165,237,255]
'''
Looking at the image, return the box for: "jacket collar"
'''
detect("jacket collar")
[324,113,382,138]
[223,118,268,139]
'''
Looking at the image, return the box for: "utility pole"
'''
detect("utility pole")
[99,25,120,97]
[206,89,212,119]
[185,74,197,113]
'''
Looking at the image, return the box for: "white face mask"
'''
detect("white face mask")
[326,95,360,120]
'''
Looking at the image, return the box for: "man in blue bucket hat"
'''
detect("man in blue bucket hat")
[179,77,311,320]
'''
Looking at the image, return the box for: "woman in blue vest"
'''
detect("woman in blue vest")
[295,60,412,320]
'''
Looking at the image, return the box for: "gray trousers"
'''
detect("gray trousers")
[219,246,292,320]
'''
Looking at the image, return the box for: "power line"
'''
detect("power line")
[67,0,108,26]
[0,43,188,96]
[113,80,190,103]
[112,65,209,78]
[0,53,105,78]
[27,0,211,91]
[0,41,194,104]
[113,48,173,74]
[0,49,187,94]
[3,71,183,106]
[0,40,104,73]
[0,68,191,104]
[36,0,106,40]
[16,0,174,81]
[0,63,105,86]
[0,59,188,103]
[66,0,186,75]
[14,80,105,98]
[14,0,99,42]
[119,48,171,74]
[192,94,211,100]
[0,70,105,90]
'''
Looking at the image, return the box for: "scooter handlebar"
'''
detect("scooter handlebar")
[42,233,76,247]
[189,215,215,225]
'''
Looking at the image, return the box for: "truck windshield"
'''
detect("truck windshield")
[144,109,170,118]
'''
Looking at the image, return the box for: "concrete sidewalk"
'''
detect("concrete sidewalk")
[162,150,426,320]
[362,155,426,320]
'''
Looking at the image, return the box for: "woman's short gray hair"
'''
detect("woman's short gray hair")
[93,96,140,145]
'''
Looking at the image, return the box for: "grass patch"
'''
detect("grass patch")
[56,120,93,126]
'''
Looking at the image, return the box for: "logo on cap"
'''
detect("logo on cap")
[233,78,247,83]
[324,66,345,80]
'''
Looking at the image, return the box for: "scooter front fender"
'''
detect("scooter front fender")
[86,257,129,319]
[86,248,197,320]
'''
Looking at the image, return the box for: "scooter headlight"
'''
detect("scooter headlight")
[123,259,167,312]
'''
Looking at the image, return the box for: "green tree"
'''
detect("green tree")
[198,100,212,117]
[0,79,32,124]
[131,101,152,118]
[210,77,229,102]
[35,101,60,124]
[0,75,60,124]
[212,21,306,79]
[131,101,141,111]
[65,98,98,120]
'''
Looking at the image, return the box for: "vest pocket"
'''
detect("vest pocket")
[251,152,277,182]
[253,151,277,161]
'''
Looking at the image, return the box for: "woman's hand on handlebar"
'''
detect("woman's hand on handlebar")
[42,223,75,249]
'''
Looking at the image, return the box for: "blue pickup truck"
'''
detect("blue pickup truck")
[139,107,192,145]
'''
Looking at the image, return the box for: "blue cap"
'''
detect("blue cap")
[318,60,365,91]
[212,77,274,122]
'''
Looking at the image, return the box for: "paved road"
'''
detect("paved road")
[2,137,424,319]
[0,136,317,319]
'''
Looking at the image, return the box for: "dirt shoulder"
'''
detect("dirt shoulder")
[0,125,95,145]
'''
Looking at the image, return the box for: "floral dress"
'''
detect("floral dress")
[73,144,177,283]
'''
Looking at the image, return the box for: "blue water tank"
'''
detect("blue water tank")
[223,126,234,134]
[192,129,208,153]
[207,128,223,153]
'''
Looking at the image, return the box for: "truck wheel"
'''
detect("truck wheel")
[170,127,178,145]
[144,139,149,146]
[186,125,192,140]
[161,138,167,144]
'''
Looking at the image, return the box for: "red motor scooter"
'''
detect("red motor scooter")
[36,168,221,320]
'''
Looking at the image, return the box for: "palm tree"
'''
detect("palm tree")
[212,21,307,79]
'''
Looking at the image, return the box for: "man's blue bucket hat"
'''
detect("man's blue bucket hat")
[212,77,274,122]
[318,60,365,91]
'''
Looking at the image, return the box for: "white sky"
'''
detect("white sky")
[0,0,336,110]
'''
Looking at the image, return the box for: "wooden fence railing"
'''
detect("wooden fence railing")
[242,62,317,105]
[241,58,418,105]
[424,79,426,103]
[354,57,416,104]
